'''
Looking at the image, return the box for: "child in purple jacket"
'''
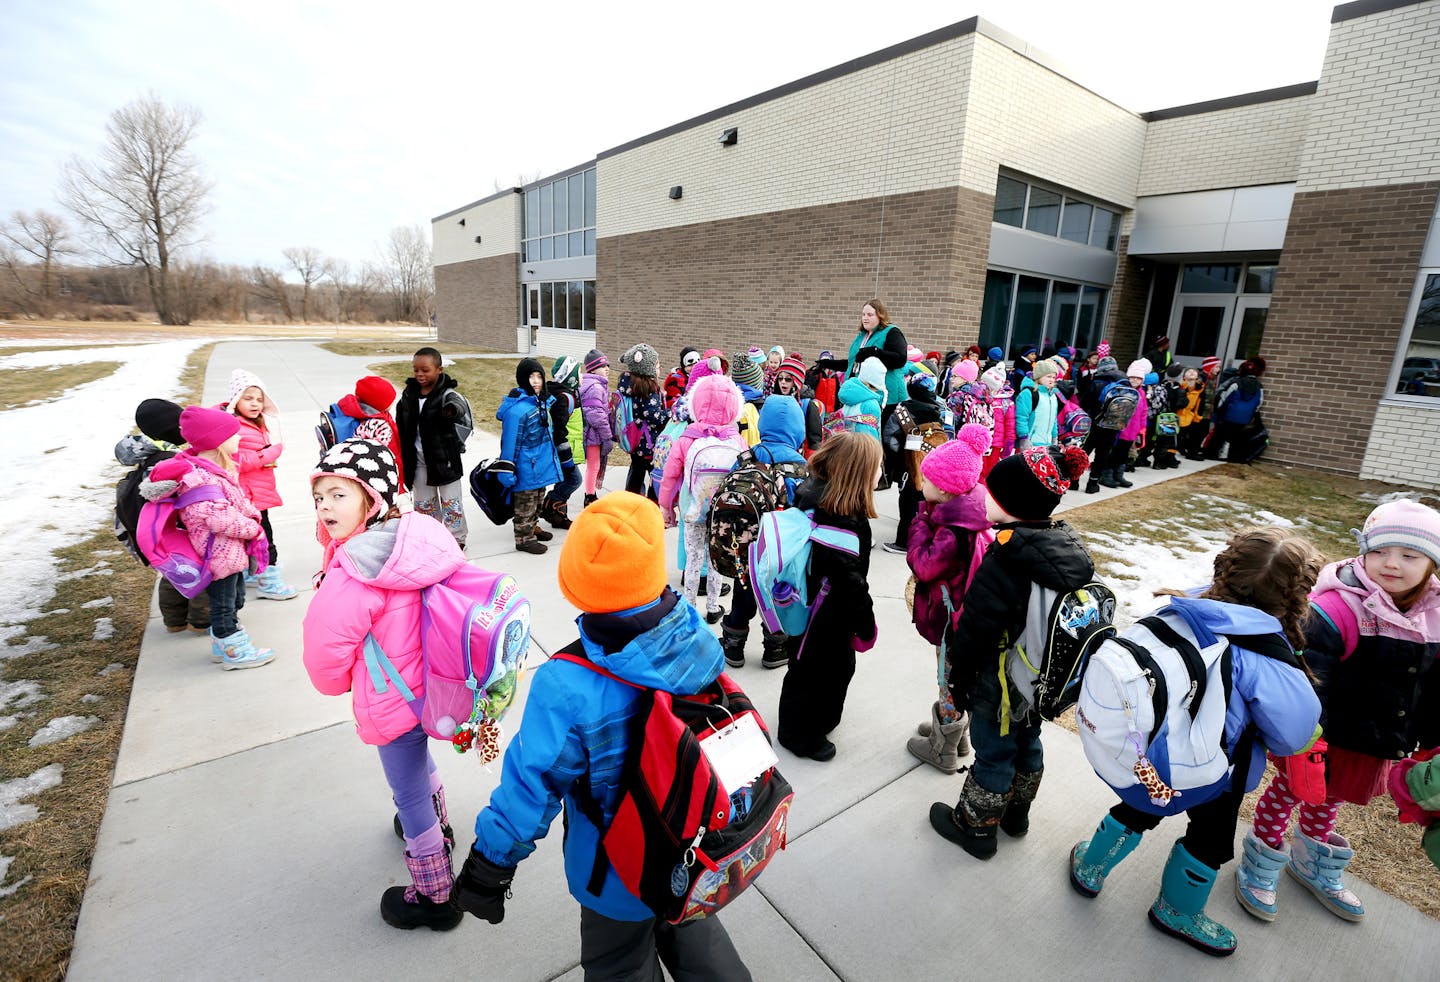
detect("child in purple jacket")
[579,349,613,507]
[905,424,994,772]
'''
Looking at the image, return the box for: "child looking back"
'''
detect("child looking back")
[579,348,613,507]
[224,368,298,601]
[397,347,472,549]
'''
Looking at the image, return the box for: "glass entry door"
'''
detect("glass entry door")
[526,284,541,348]
[1226,297,1269,367]
[1171,297,1231,367]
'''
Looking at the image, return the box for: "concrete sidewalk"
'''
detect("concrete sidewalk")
[69,341,1439,980]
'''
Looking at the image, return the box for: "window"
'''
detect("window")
[568,280,583,332]
[1060,200,1092,243]
[1181,264,1241,293]
[992,174,1118,251]
[978,269,1110,358]
[1091,209,1118,250]
[1244,265,1277,294]
[1393,272,1440,398]
[1075,286,1106,352]
[530,279,596,331]
[993,176,1026,227]
[1175,305,1225,357]
[522,167,598,261]
[1025,188,1061,237]
[584,280,597,332]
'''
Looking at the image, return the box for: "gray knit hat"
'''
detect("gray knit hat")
[620,343,660,379]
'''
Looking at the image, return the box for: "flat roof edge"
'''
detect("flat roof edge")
[1332,0,1429,23]
[432,187,521,222]
[1141,81,1318,122]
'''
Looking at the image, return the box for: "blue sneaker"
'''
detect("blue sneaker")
[1234,831,1288,921]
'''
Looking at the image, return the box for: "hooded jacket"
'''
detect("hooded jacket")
[658,375,745,515]
[755,396,809,502]
[302,513,467,745]
[836,376,883,441]
[224,410,283,511]
[907,487,993,646]
[145,452,263,579]
[473,590,724,921]
[397,373,471,486]
[1015,376,1060,447]
[617,373,669,456]
[497,359,562,493]
[1306,558,1440,758]
[579,372,613,449]
[1118,385,1149,442]
[334,392,407,490]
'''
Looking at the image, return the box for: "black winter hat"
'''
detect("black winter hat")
[987,446,1090,521]
[135,399,184,446]
[1165,363,1183,379]
[515,357,547,390]
[312,438,401,527]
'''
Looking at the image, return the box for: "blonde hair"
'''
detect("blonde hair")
[1201,528,1323,648]
[808,431,880,519]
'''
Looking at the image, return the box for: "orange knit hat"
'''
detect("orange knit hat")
[557,492,667,613]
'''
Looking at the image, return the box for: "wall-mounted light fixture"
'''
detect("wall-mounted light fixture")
[458,218,466,226]
[474,235,483,244]
[719,127,738,147]
[668,186,683,200]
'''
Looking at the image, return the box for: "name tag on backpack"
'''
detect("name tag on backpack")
[904,434,923,450]
[699,713,778,792]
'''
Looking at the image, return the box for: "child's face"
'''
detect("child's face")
[313,476,370,541]
[413,356,441,390]
[1128,376,1143,387]
[775,374,795,395]
[596,365,610,382]
[922,481,955,504]
[1086,355,1099,368]
[1038,373,1057,389]
[234,386,264,421]
[1364,547,1433,599]
[1183,369,1200,385]
[767,352,782,369]
[529,371,544,395]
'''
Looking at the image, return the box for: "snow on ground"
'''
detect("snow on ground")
[0,338,205,656]
[80,694,102,704]
[0,854,32,899]
[28,715,100,748]
[91,618,114,641]
[80,597,112,609]
[98,663,124,676]
[0,764,63,832]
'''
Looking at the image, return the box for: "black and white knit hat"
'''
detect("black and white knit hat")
[312,438,400,526]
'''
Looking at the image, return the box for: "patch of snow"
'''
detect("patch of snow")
[57,566,114,582]
[1251,510,1295,527]
[0,763,63,832]
[48,608,70,616]
[81,597,113,609]
[0,717,19,732]
[81,693,102,704]
[0,680,44,712]
[28,715,100,747]
[91,617,114,641]
[98,663,125,676]
[0,855,31,900]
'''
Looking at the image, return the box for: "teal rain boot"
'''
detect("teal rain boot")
[1287,831,1365,922]
[1234,831,1289,921]
[1070,814,1142,898]
[1148,841,1237,957]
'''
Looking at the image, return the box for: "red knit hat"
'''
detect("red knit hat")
[775,355,806,388]
[355,375,396,412]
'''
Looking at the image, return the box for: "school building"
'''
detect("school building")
[433,0,1440,487]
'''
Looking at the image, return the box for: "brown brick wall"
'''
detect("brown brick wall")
[1106,234,1150,362]
[594,186,994,366]
[1263,180,1440,474]
[435,254,520,350]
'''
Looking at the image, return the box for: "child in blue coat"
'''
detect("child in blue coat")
[496,358,562,554]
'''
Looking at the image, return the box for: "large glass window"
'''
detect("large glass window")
[1011,276,1050,355]
[1244,265,1277,294]
[993,174,1118,251]
[1175,305,1225,357]
[1075,286,1106,352]
[1060,201,1092,243]
[993,177,1026,227]
[979,270,1014,351]
[568,280,584,332]
[1181,264,1241,293]
[522,167,598,261]
[978,269,1110,357]
[1395,272,1440,397]
[1091,208,1118,250]
[1024,189,1061,237]
[1045,281,1081,345]
[531,279,597,331]
[584,280,597,332]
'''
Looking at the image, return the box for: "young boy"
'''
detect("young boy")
[541,355,583,529]
[453,493,752,980]
[397,347,472,548]
[496,358,561,554]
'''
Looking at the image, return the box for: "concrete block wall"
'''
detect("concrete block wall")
[1299,1,1440,192]
[1137,97,1312,196]
[1361,402,1440,488]
[435,254,520,351]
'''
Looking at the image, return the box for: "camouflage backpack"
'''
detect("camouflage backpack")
[706,447,807,583]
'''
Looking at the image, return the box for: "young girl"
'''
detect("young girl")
[617,343,669,499]
[929,446,1093,857]
[658,374,746,623]
[146,407,275,670]
[979,363,1014,481]
[834,357,885,441]
[579,349,613,507]
[496,358,561,554]
[772,355,824,455]
[224,369,298,601]
[301,438,466,932]
[1068,528,1323,958]
[1015,358,1061,451]
[905,425,993,772]
[776,431,881,762]
[1236,500,1440,924]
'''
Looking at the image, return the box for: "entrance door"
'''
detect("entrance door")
[525,284,541,351]
[1170,297,1231,368]
[1224,297,1269,367]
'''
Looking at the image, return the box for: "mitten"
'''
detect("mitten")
[856,346,884,364]
[852,626,877,653]
[1423,822,1440,874]
[454,847,516,924]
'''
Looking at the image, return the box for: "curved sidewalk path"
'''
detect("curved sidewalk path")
[69,340,1439,980]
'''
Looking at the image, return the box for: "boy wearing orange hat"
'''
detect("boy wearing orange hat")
[454,492,752,979]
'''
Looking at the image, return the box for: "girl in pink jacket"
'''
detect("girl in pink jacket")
[301,438,467,932]
[223,368,299,601]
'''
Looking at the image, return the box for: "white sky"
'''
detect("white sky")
[0,0,1340,274]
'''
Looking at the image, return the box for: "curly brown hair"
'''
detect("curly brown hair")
[1200,528,1324,648]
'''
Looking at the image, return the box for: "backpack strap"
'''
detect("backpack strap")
[1310,592,1359,661]
[809,524,861,557]
[1137,615,1208,721]
[175,484,225,508]
[362,633,418,706]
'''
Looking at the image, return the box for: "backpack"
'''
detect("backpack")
[116,446,173,565]
[1057,405,1091,446]
[736,403,761,448]
[1096,381,1139,430]
[649,417,688,487]
[468,458,516,526]
[682,435,743,522]
[613,391,642,454]
[315,404,360,453]
[363,566,531,756]
[893,404,949,489]
[946,384,995,432]
[706,447,807,582]
[1002,580,1118,724]
[749,509,862,638]
[553,643,794,925]
[1075,601,1301,816]
[136,482,227,598]
[1219,381,1262,425]
[1155,411,1180,437]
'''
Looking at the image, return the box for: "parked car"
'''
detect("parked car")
[1398,356,1440,394]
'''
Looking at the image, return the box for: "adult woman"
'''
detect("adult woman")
[842,298,908,480]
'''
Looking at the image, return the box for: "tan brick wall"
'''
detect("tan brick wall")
[1106,234,1150,361]
[433,193,522,267]
[1299,1,1440,192]
[1260,181,1440,474]
[1361,402,1440,489]
[594,185,994,365]
[435,254,520,351]
[1138,97,1312,196]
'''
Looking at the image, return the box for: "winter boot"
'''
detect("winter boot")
[760,630,789,670]
[907,705,969,774]
[515,538,548,555]
[243,571,258,590]
[256,564,299,601]
[1095,468,1119,489]
[720,626,747,669]
[541,499,572,529]
[1083,476,1101,494]
[1112,469,1134,488]
[1235,831,1289,921]
[1148,841,1237,957]
[583,493,598,508]
[533,526,554,542]
[999,768,1042,837]
[380,848,462,931]
[394,787,456,852]
[214,629,275,670]
[928,772,1009,860]
[1070,814,1142,898]
[1287,831,1365,921]
[209,629,225,664]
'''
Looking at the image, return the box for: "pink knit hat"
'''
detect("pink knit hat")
[687,373,743,427]
[1354,499,1440,567]
[921,424,990,495]
[179,406,240,451]
[1096,340,1111,359]
[955,360,980,384]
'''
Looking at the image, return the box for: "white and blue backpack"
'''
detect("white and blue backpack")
[749,509,860,638]
[682,434,742,522]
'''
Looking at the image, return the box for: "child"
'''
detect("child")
[1080,357,1134,493]
[617,343,669,498]
[145,407,275,669]
[663,346,700,409]
[928,445,1093,857]
[979,363,1014,481]
[451,493,752,978]
[659,374,746,623]
[301,439,465,931]
[807,350,840,415]
[882,372,951,554]
[772,355,824,454]
[1176,367,1209,460]
[833,357,885,442]
[1236,501,1440,924]
[763,344,785,392]
[776,431,881,762]
[1070,528,1324,958]
[730,351,766,448]
[497,359,562,555]
[397,347,472,548]
[905,425,993,772]
[579,348,613,507]
[1208,357,1266,461]
[720,395,809,671]
[224,369,298,600]
[541,355,583,530]
[1112,359,1151,481]
[328,375,408,490]
[1015,358,1060,451]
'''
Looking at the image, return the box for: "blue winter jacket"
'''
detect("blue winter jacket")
[753,397,808,501]
[473,590,724,920]
[1167,595,1322,790]
[497,388,562,492]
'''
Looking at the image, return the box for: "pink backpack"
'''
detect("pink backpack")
[136,484,226,598]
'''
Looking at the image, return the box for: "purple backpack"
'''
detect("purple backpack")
[136,484,225,599]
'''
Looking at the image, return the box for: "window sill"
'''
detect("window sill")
[1379,394,1440,410]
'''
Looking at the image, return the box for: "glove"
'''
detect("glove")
[852,625,877,653]
[1424,822,1440,874]
[454,847,516,924]
[856,345,884,365]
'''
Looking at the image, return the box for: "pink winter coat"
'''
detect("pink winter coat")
[657,374,745,517]
[302,512,467,746]
[230,415,283,510]
[906,487,994,645]
[990,390,1017,456]
[1119,387,1149,442]
[150,453,263,579]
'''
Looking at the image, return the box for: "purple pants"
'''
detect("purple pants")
[376,724,445,857]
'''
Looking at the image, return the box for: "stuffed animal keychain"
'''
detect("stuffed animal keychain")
[1130,733,1181,808]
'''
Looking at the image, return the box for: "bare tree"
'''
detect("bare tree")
[282,246,324,322]
[375,225,433,324]
[0,210,76,301]
[249,265,295,322]
[60,94,211,325]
